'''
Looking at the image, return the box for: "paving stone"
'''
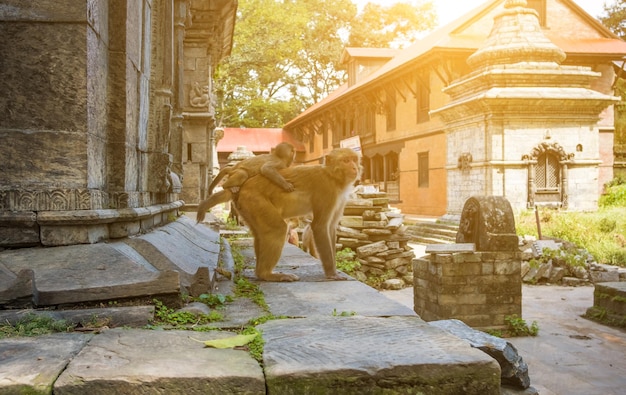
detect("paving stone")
[0,243,180,306]
[53,328,265,395]
[0,333,91,394]
[260,280,417,317]
[260,316,501,395]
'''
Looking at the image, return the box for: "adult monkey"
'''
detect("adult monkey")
[236,148,361,282]
[196,142,295,223]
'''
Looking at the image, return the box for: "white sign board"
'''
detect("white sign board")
[340,136,362,154]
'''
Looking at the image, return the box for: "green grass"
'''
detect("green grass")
[0,313,74,339]
[515,181,626,267]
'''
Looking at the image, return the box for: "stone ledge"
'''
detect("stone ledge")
[36,201,184,225]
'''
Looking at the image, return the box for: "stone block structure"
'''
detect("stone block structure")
[413,196,521,329]
[586,282,626,327]
[0,1,236,247]
[413,250,522,329]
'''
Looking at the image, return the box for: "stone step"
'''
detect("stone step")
[405,220,459,243]
[586,282,626,328]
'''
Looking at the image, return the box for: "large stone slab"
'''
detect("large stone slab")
[260,316,501,395]
[54,328,265,395]
[261,280,417,317]
[0,243,179,306]
[0,217,226,306]
[124,216,223,292]
[0,333,92,394]
[430,319,531,388]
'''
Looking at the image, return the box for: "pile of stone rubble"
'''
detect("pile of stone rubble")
[335,190,414,289]
[519,237,626,285]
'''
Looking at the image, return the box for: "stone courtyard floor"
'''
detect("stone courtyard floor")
[382,283,626,395]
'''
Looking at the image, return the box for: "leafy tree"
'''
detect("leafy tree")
[215,0,436,128]
[214,0,306,127]
[349,2,436,48]
[600,0,626,39]
[215,0,435,127]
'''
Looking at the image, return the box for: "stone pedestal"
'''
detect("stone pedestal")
[413,250,522,329]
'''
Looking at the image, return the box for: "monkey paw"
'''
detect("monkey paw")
[325,273,348,281]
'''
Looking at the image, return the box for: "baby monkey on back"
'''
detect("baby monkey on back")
[196,142,295,223]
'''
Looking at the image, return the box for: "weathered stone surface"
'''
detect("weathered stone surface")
[381,278,404,290]
[589,267,620,283]
[0,268,36,308]
[385,257,412,270]
[337,237,370,249]
[386,216,404,230]
[340,216,364,228]
[430,319,531,388]
[426,243,476,254]
[362,228,392,236]
[260,280,416,317]
[54,329,265,394]
[0,243,181,306]
[0,333,92,394]
[413,251,522,328]
[362,210,385,221]
[345,198,374,207]
[356,240,388,257]
[591,282,626,315]
[336,225,369,239]
[0,211,39,247]
[370,197,389,206]
[362,220,388,227]
[500,385,539,395]
[260,316,501,395]
[456,196,518,251]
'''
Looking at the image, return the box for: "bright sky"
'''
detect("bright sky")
[354,0,606,28]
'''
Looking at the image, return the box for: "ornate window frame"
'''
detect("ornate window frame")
[522,142,575,209]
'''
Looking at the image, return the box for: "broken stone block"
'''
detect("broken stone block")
[0,268,37,308]
[386,216,404,230]
[345,198,374,207]
[337,226,369,240]
[381,278,404,290]
[363,228,393,236]
[429,319,530,389]
[356,240,388,258]
[340,216,364,228]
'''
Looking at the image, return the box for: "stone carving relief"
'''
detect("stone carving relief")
[457,152,473,171]
[0,189,104,211]
[522,141,574,162]
[189,82,210,108]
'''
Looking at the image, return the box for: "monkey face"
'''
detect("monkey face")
[327,148,361,183]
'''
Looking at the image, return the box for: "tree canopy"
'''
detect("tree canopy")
[214,0,436,128]
[600,0,626,39]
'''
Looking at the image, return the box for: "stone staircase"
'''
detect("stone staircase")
[404,218,459,245]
